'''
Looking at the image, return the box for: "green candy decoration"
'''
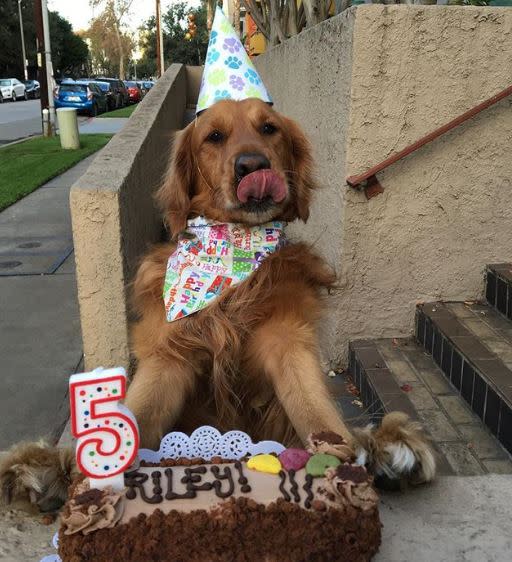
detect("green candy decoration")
[305,453,341,477]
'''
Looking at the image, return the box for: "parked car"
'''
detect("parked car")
[96,78,128,108]
[118,80,130,106]
[23,80,40,99]
[54,81,108,116]
[136,81,149,97]
[0,78,27,101]
[0,90,3,103]
[125,81,142,103]
[92,80,117,111]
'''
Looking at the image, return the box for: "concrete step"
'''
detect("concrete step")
[327,371,373,429]
[486,263,512,320]
[415,301,512,457]
[349,337,512,476]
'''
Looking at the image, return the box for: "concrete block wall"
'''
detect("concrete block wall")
[70,64,190,370]
[255,5,512,366]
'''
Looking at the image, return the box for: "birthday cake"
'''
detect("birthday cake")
[56,429,381,562]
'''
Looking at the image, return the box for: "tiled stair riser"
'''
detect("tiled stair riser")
[486,264,512,320]
[349,343,411,423]
[350,338,512,475]
[416,306,512,456]
[349,340,459,474]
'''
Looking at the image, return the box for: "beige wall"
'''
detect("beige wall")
[70,64,189,370]
[72,6,512,372]
[256,5,512,366]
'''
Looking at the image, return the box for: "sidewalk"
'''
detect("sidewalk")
[0,117,127,450]
[0,157,96,450]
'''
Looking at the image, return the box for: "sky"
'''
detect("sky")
[47,0,199,33]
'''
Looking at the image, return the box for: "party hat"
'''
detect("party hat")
[196,6,272,114]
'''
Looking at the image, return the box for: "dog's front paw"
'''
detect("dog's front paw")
[0,440,77,512]
[352,412,436,489]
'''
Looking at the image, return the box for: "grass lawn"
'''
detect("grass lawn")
[99,103,138,118]
[0,134,112,211]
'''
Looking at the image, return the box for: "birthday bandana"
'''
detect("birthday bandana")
[163,217,286,322]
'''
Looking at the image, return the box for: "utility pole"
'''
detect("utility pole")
[34,0,49,125]
[156,0,164,78]
[41,0,55,135]
[34,0,55,136]
[18,0,28,80]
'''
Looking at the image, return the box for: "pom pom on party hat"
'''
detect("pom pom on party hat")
[196,6,272,114]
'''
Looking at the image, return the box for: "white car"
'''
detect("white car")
[0,78,28,102]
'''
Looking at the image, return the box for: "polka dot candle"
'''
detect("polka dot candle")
[69,367,139,491]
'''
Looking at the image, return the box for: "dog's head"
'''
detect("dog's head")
[157,98,317,236]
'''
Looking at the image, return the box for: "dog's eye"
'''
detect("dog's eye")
[262,123,277,135]
[206,130,224,143]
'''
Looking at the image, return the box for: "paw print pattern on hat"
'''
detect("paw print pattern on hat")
[207,49,220,64]
[244,68,261,85]
[223,37,241,53]
[209,30,218,46]
[197,6,272,114]
[245,85,261,99]
[208,68,227,86]
[214,89,231,102]
[225,56,242,69]
[229,75,245,91]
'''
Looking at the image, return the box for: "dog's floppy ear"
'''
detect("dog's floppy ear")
[282,116,317,223]
[156,122,195,238]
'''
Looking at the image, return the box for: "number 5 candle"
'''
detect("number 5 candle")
[69,367,139,491]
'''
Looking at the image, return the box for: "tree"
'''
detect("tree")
[0,0,88,79]
[85,10,134,77]
[240,0,344,47]
[0,0,36,78]
[137,1,209,78]
[89,0,134,78]
[50,12,89,77]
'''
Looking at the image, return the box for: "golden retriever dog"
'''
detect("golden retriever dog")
[0,99,435,511]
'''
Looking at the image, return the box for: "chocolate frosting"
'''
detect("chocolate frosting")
[61,482,125,536]
[324,464,379,512]
[307,431,355,462]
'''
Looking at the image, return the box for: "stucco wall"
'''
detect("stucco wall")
[256,6,512,366]
[70,64,189,370]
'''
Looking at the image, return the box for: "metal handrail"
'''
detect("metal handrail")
[346,84,512,196]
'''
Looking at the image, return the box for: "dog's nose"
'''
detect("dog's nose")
[234,153,271,179]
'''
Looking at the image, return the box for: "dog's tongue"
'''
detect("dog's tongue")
[236,169,286,204]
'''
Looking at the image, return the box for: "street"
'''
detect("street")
[0,99,42,144]
[0,99,90,145]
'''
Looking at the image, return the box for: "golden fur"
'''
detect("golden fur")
[0,441,78,512]
[126,99,352,448]
[0,99,435,512]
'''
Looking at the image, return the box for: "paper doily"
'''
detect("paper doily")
[139,425,285,462]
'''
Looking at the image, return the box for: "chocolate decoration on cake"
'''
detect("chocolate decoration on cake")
[311,431,346,444]
[164,468,196,500]
[288,469,301,503]
[210,466,235,498]
[334,463,368,484]
[303,474,314,509]
[234,461,252,493]
[183,467,214,492]
[278,471,291,501]
[74,488,104,507]
[151,471,163,502]
[125,471,165,504]
[308,431,355,462]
